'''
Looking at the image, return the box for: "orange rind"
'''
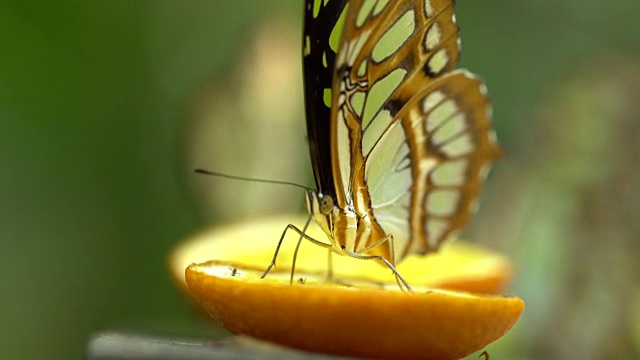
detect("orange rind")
[170,215,524,358]
[186,260,524,360]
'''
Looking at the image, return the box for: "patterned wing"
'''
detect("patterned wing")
[303,0,348,200]
[331,0,501,261]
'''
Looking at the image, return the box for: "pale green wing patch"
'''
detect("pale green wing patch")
[325,0,499,260]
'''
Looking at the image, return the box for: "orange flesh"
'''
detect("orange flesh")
[169,215,513,295]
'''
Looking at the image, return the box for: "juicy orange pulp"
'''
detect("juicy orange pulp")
[170,215,513,294]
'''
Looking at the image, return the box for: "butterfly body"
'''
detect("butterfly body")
[302,0,501,267]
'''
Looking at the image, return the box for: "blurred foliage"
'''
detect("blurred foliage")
[1,1,639,359]
[185,18,310,222]
[470,55,640,359]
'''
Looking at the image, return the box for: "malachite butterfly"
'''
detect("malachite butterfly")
[263,0,501,288]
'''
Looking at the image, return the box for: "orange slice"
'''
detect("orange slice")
[186,260,524,360]
[169,215,513,296]
[170,215,524,358]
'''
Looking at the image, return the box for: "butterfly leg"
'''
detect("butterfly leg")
[341,242,413,293]
[261,214,332,283]
[326,248,335,282]
[356,233,398,267]
[354,234,408,290]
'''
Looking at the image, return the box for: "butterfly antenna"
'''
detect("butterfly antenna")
[194,169,313,192]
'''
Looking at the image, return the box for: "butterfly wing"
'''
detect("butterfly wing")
[331,0,501,261]
[303,0,348,201]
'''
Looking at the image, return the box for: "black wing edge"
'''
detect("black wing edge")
[302,0,347,199]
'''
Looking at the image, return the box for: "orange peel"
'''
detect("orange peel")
[186,260,524,360]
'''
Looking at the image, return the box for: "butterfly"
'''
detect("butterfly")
[263,0,501,288]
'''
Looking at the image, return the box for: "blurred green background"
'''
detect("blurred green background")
[2,1,639,359]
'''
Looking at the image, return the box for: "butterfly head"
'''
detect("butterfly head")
[305,190,334,215]
[305,190,335,238]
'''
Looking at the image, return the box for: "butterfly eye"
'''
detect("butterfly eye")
[319,195,334,214]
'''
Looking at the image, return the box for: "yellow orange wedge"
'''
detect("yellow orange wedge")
[186,260,524,360]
